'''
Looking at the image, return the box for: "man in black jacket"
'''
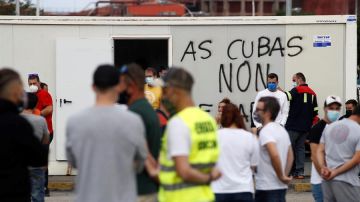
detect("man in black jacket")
[0,68,48,202]
[285,72,318,179]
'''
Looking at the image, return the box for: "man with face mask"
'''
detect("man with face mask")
[144,67,162,110]
[317,104,360,202]
[28,74,53,139]
[308,95,342,202]
[339,99,358,120]
[254,96,294,202]
[253,73,289,130]
[285,72,318,179]
[0,68,48,202]
[158,67,221,202]
[119,63,162,202]
[28,73,53,196]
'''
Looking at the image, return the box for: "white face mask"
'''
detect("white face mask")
[29,85,39,93]
[145,77,155,86]
[292,81,297,88]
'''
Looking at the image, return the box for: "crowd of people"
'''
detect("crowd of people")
[0,64,359,202]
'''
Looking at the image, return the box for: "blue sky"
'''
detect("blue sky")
[31,0,93,12]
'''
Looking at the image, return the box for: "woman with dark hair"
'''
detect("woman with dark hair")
[212,103,259,202]
[215,98,231,127]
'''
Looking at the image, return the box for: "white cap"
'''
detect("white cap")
[325,95,342,107]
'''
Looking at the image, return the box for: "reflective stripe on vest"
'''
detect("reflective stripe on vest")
[160,162,216,172]
[159,107,219,202]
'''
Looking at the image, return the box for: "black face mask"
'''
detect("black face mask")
[345,110,353,117]
[117,91,130,105]
[161,98,177,118]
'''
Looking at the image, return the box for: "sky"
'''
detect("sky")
[31,0,93,12]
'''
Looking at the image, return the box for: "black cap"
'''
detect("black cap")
[93,64,120,90]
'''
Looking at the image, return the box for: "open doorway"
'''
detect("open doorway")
[114,38,169,73]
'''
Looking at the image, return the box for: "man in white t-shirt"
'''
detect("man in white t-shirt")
[253,73,289,130]
[317,105,360,202]
[308,95,342,202]
[254,96,294,202]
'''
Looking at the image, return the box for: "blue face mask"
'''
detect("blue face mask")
[327,110,340,123]
[267,82,277,92]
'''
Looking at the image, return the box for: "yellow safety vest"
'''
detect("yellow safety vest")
[159,107,219,202]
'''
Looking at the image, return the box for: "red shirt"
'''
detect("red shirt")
[36,89,53,133]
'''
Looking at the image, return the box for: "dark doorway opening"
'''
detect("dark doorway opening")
[114,39,169,73]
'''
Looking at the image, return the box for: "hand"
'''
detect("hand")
[321,167,331,179]
[210,167,222,181]
[322,168,338,181]
[280,175,292,184]
[145,154,159,178]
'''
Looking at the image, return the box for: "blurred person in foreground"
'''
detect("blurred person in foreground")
[254,96,294,202]
[22,92,50,202]
[212,103,259,202]
[119,63,162,202]
[317,105,360,202]
[0,68,48,202]
[308,95,342,202]
[158,67,221,202]
[66,65,147,202]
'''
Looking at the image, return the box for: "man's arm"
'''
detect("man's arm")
[39,92,53,116]
[174,156,221,184]
[41,105,53,117]
[266,142,292,184]
[326,151,360,180]
[312,95,319,124]
[280,95,290,126]
[41,118,50,145]
[285,145,294,176]
[315,142,331,179]
[310,143,322,174]
[133,121,147,173]
[324,151,360,180]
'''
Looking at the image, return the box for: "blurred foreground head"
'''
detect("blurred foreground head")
[92,65,121,103]
[0,68,24,106]
[161,67,194,115]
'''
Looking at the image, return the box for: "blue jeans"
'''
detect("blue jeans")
[215,192,254,202]
[311,184,323,202]
[255,189,286,202]
[30,168,45,202]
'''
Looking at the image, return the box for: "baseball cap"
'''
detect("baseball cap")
[93,64,120,90]
[324,95,342,107]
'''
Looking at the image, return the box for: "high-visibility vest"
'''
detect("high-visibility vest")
[158,107,219,202]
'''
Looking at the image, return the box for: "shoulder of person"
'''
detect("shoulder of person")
[17,115,34,133]
[38,89,51,97]
[276,90,288,97]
